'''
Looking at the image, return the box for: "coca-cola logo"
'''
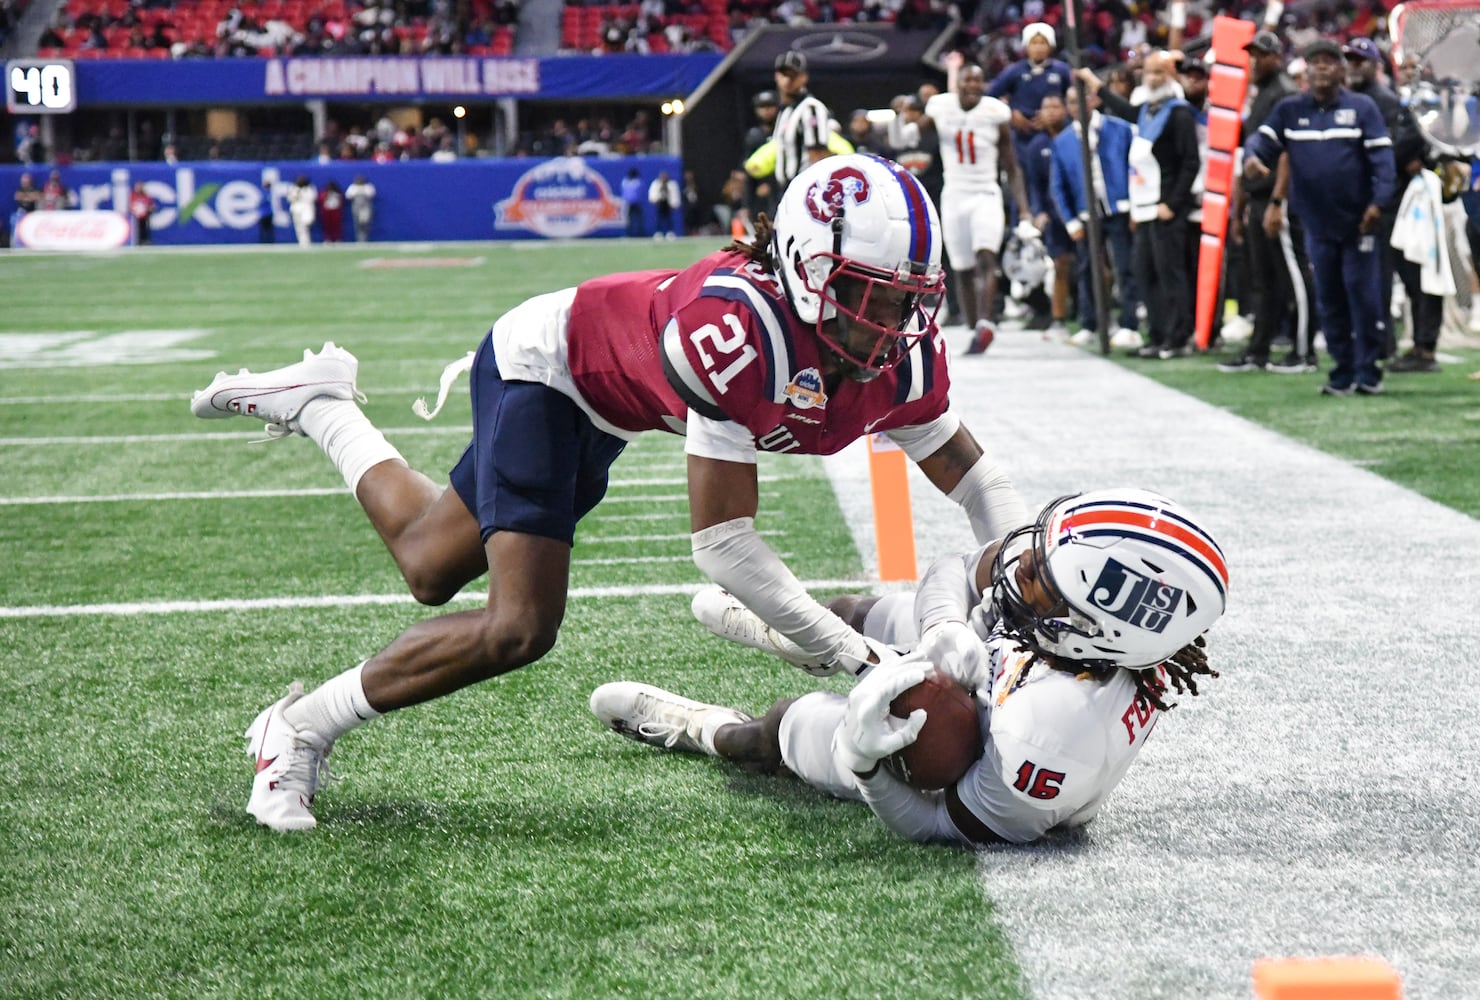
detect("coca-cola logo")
[803,166,870,224]
[15,210,131,250]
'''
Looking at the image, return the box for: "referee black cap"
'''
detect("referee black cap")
[775,50,808,75]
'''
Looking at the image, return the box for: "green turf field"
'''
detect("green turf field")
[0,243,1023,999]
[1,241,1475,998]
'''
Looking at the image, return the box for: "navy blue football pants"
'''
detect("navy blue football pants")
[1305,230,1386,389]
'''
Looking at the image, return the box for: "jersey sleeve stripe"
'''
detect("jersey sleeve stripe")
[660,318,729,422]
[701,274,793,401]
[892,335,930,406]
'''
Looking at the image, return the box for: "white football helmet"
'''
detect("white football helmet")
[771,153,946,373]
[1002,231,1049,287]
[991,489,1229,671]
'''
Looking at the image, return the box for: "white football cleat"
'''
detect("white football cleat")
[590,681,750,754]
[244,682,334,832]
[1109,327,1144,350]
[191,341,365,437]
[1069,328,1097,347]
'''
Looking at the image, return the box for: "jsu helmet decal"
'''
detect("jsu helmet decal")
[1087,557,1184,633]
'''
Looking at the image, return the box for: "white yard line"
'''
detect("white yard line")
[823,333,1480,999]
[0,387,471,405]
[0,577,859,620]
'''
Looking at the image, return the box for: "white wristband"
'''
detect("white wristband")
[1169,2,1187,29]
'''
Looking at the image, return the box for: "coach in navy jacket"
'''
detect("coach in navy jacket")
[1245,39,1396,394]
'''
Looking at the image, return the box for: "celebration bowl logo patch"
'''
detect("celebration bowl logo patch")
[783,367,828,409]
[804,165,870,224]
[494,157,624,239]
[1087,557,1183,633]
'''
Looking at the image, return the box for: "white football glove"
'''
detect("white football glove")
[834,656,933,774]
[915,620,990,695]
[1013,219,1041,241]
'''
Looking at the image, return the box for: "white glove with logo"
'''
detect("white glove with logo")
[834,656,933,774]
[1013,219,1041,241]
[915,620,990,695]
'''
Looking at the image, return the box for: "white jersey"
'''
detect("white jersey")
[926,92,1011,194]
[791,591,1164,846]
[951,630,1160,843]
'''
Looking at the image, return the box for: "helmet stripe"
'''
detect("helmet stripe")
[1058,506,1229,594]
[871,154,932,267]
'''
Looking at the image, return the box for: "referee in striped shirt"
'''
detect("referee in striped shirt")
[771,51,835,188]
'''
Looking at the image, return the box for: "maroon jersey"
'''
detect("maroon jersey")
[566,250,950,456]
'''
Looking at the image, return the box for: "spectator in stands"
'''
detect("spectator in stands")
[683,169,704,235]
[649,169,681,240]
[40,170,71,211]
[621,168,645,237]
[259,180,277,244]
[288,175,318,246]
[129,182,156,246]
[346,174,376,242]
[11,174,41,247]
[847,110,881,156]
[319,180,345,243]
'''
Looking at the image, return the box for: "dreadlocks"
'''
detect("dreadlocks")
[1134,634,1219,712]
[1004,634,1219,713]
[721,212,776,271]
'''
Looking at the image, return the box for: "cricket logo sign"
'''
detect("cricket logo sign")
[494,157,624,239]
[1087,557,1183,633]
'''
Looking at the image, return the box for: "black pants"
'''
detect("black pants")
[1132,217,1192,349]
[1245,198,1315,361]
[1395,256,1443,353]
[1376,208,1399,357]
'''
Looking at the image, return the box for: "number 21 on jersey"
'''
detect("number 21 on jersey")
[690,314,757,394]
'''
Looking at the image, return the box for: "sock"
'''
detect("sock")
[297,397,404,495]
[284,661,381,742]
[697,709,741,756]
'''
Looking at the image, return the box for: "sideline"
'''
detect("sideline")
[823,332,1480,999]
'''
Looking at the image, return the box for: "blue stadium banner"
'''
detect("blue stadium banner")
[1,156,682,244]
[73,54,721,106]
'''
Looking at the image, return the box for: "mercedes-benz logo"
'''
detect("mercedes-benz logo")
[791,32,890,63]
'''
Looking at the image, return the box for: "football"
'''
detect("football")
[884,669,982,790]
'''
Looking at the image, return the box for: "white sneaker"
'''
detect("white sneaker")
[244,682,334,832]
[1069,328,1097,347]
[1043,321,1069,342]
[191,342,365,437]
[589,681,750,754]
[1221,314,1254,342]
[1110,327,1144,349]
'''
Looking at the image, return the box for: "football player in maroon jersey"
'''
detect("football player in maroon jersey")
[191,153,1029,831]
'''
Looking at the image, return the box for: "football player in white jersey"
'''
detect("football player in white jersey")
[924,56,1036,355]
[591,489,1228,846]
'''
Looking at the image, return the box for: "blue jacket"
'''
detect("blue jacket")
[988,58,1073,136]
[1049,113,1133,235]
[1245,87,1396,241]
